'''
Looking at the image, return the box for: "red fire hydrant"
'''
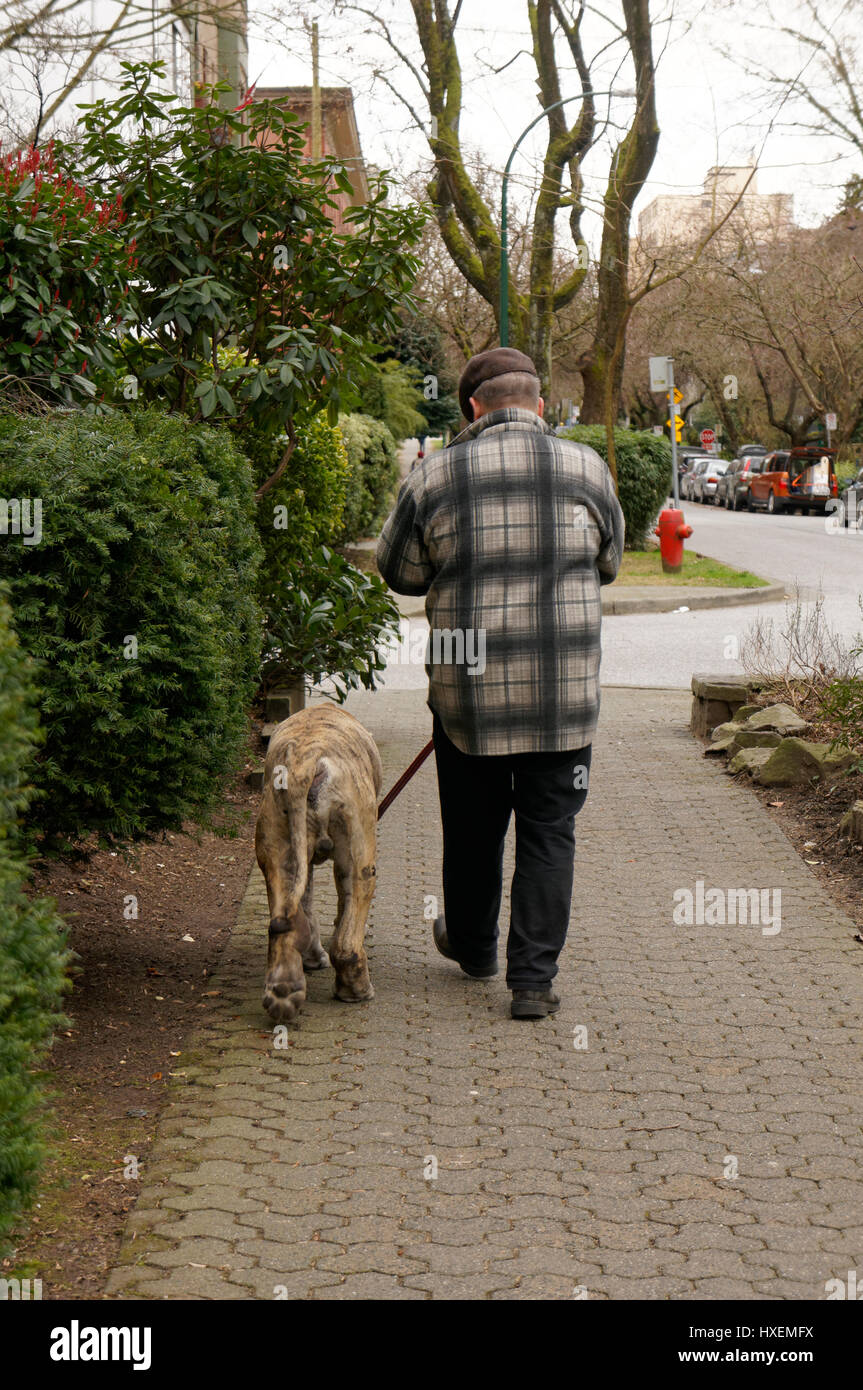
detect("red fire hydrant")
[654,508,693,574]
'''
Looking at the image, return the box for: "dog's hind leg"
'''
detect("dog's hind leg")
[256,834,311,1024]
[300,871,329,971]
[329,815,377,1003]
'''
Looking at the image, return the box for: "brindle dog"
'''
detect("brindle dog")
[255,705,382,1023]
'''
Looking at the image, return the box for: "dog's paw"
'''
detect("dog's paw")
[334,978,375,1004]
[263,973,306,1023]
[302,945,330,972]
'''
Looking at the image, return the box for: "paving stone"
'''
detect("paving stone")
[104,687,863,1302]
[313,1274,428,1300]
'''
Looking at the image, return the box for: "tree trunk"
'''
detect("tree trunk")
[578,0,659,428]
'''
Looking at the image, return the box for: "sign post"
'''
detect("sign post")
[668,359,679,507]
[649,356,680,504]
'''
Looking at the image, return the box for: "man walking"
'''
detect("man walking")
[377,349,624,1019]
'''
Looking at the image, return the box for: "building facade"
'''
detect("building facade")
[253,87,370,229]
[638,164,793,250]
[0,0,248,146]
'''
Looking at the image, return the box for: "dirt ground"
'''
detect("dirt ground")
[3,758,261,1299]
[706,679,863,940]
[752,771,863,941]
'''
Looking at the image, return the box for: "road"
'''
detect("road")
[600,501,861,690]
[372,497,862,694]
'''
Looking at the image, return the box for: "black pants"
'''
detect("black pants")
[432,713,591,989]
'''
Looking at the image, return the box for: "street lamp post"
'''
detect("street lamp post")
[499,89,634,348]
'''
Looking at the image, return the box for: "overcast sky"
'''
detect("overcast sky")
[248,0,857,244]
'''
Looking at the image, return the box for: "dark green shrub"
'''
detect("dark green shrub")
[261,546,401,702]
[0,590,69,1256]
[338,413,400,542]
[0,406,262,851]
[253,415,398,699]
[559,425,672,548]
[385,313,461,439]
[355,359,426,442]
[254,415,349,598]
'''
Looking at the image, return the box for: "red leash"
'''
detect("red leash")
[377,739,434,820]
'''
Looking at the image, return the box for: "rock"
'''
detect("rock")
[734,704,762,722]
[839,800,863,845]
[710,721,742,741]
[754,738,855,787]
[728,729,783,753]
[690,697,729,739]
[728,747,774,776]
[705,735,736,755]
[691,674,752,703]
[265,683,305,723]
[707,725,782,759]
[745,703,809,735]
[705,721,742,754]
[690,673,759,738]
[810,744,857,776]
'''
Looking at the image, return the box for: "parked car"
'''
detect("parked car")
[748,446,839,514]
[692,459,729,504]
[681,457,711,501]
[719,454,766,510]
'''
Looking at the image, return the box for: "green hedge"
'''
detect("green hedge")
[338,413,400,542]
[560,425,672,548]
[249,414,348,558]
[0,407,263,851]
[0,591,69,1256]
[255,415,349,630]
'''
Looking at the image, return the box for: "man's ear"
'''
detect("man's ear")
[537,397,545,419]
[468,395,481,422]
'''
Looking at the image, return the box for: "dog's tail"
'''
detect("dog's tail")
[271,748,330,918]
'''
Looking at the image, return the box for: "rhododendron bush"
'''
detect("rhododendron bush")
[0,143,134,406]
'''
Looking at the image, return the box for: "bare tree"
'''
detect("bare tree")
[0,1,245,148]
[624,204,863,452]
[315,0,659,435]
[719,0,863,205]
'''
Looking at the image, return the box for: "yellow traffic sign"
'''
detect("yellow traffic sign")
[673,387,683,403]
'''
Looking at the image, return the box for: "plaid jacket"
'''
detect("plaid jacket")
[376,408,624,755]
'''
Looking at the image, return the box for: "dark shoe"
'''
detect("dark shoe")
[432,916,497,979]
[511,988,561,1019]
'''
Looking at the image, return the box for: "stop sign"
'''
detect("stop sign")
[700,428,716,447]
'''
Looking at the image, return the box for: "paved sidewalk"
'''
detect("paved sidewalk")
[106,687,863,1300]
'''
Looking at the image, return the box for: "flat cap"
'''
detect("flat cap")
[458,347,540,423]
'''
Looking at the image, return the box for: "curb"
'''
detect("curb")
[391,581,787,622]
[601,581,786,615]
